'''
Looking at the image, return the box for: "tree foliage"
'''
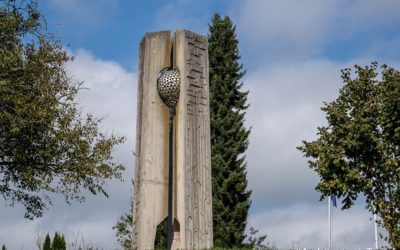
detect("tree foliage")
[244,227,267,249]
[208,13,252,247]
[51,232,66,250]
[298,62,400,248]
[41,232,66,250]
[43,234,51,250]
[113,199,133,249]
[154,219,167,249]
[0,0,124,219]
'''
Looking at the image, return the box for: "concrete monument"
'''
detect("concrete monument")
[132,30,213,249]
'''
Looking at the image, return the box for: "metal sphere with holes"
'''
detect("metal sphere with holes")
[157,69,180,109]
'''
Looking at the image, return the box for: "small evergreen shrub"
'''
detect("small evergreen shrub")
[42,232,66,250]
[51,232,66,250]
[43,234,51,250]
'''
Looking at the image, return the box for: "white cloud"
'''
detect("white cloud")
[66,48,137,202]
[248,203,386,249]
[245,59,343,206]
[0,218,40,249]
[0,202,123,249]
[237,1,336,59]
[235,0,400,63]
[67,49,137,137]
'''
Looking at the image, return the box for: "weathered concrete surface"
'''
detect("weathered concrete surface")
[132,30,213,249]
[132,31,171,250]
[174,30,213,249]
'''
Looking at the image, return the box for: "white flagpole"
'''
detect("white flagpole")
[374,213,378,249]
[328,197,331,250]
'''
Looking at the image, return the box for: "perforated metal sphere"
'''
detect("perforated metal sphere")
[157,69,180,109]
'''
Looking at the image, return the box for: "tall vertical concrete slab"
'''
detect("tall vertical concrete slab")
[132,31,171,250]
[174,30,213,249]
[133,30,213,249]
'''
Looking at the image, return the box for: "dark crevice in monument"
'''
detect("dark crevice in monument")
[173,218,180,236]
[154,218,181,249]
[170,35,174,70]
[155,218,167,249]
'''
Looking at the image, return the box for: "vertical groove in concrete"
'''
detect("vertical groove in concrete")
[133,30,213,250]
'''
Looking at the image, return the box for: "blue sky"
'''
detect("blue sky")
[1,0,400,249]
[40,1,229,69]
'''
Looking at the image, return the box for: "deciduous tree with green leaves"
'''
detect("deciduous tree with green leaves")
[113,199,133,249]
[0,0,124,219]
[298,63,400,248]
[208,13,252,248]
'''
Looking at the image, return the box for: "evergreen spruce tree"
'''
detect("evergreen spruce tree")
[51,232,59,250]
[208,13,252,247]
[60,235,66,250]
[51,232,66,250]
[43,233,51,250]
